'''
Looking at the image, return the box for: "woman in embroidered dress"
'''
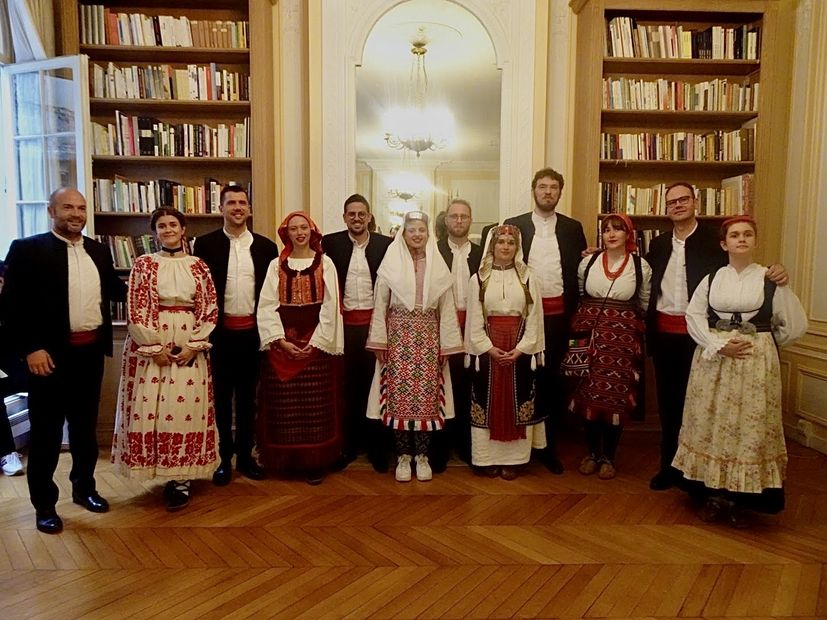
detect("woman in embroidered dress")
[570,214,651,480]
[256,211,344,485]
[112,208,218,511]
[464,225,545,480]
[366,211,463,482]
[673,216,807,526]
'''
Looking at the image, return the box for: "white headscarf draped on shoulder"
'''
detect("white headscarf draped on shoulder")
[376,211,454,311]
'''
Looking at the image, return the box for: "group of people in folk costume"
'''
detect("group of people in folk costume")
[0,169,807,534]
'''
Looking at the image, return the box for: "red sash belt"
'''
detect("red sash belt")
[456,310,467,334]
[542,296,565,316]
[159,305,193,313]
[656,312,688,334]
[343,309,372,326]
[69,328,100,346]
[222,314,256,330]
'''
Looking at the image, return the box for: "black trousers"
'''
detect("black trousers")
[433,353,472,465]
[26,343,104,512]
[651,331,696,473]
[536,313,570,451]
[343,323,389,458]
[0,399,14,456]
[211,325,260,464]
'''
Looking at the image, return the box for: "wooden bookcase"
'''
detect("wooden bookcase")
[569,0,794,263]
[55,0,276,244]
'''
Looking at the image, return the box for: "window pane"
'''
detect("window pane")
[13,73,42,136]
[43,69,77,134]
[17,203,49,238]
[15,138,45,202]
[45,135,78,190]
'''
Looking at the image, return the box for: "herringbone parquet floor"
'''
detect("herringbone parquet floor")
[0,431,824,619]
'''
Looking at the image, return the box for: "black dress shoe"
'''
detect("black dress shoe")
[165,481,190,512]
[36,510,63,534]
[305,470,325,485]
[368,452,389,474]
[430,459,447,474]
[237,459,266,481]
[649,470,674,491]
[541,452,565,475]
[72,491,110,513]
[212,461,232,486]
[331,452,356,472]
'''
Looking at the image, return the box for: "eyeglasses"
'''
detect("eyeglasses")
[665,195,693,208]
[446,214,470,221]
[346,212,368,219]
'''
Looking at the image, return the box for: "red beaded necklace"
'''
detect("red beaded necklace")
[602,251,630,280]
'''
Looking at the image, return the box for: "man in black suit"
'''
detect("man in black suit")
[504,168,587,474]
[435,198,483,468]
[193,185,279,486]
[0,187,126,534]
[322,194,393,472]
[645,181,786,490]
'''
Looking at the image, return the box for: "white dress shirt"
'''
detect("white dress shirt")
[528,210,563,297]
[448,238,471,311]
[53,231,102,332]
[223,227,256,316]
[343,233,374,311]
[656,222,697,315]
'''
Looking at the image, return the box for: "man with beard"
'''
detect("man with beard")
[1,187,126,533]
[434,198,483,468]
[322,194,393,471]
[194,185,279,486]
[503,168,586,473]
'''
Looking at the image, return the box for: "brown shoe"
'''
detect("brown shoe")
[500,466,520,481]
[597,459,616,480]
[578,455,598,476]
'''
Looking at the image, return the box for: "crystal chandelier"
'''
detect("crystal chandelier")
[384,31,455,158]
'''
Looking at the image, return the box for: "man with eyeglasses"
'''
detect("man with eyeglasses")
[503,168,587,474]
[322,194,393,472]
[646,181,787,491]
[434,198,483,469]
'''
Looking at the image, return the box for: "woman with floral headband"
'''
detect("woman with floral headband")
[464,225,545,480]
[257,211,344,485]
[673,216,807,527]
[366,211,463,482]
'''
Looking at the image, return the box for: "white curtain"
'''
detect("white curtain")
[8,0,53,61]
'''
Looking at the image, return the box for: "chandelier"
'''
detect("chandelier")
[384,31,455,158]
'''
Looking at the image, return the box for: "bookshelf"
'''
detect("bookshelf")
[55,0,275,241]
[569,0,794,263]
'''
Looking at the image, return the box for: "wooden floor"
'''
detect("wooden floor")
[0,431,825,619]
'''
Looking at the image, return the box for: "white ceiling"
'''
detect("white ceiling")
[355,0,502,164]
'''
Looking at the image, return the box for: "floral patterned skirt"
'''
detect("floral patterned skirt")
[672,330,785,494]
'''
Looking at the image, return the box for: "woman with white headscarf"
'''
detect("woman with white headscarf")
[464,225,546,480]
[366,211,463,482]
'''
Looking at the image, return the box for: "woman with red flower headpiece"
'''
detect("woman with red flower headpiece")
[256,211,344,485]
[570,213,651,481]
[673,216,807,526]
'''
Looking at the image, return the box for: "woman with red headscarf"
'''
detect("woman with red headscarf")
[673,216,806,526]
[570,213,651,480]
[256,212,344,484]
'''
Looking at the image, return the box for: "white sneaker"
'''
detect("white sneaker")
[1,452,23,476]
[415,454,432,481]
[395,454,412,482]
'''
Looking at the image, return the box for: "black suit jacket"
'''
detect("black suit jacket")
[0,232,126,357]
[503,211,587,315]
[321,230,393,293]
[192,228,279,326]
[437,237,484,280]
[645,222,727,340]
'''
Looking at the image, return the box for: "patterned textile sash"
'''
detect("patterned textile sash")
[69,328,101,346]
[456,310,467,335]
[343,309,372,326]
[267,303,322,382]
[655,312,688,334]
[380,305,445,430]
[159,305,194,313]
[572,298,644,425]
[222,314,256,330]
[542,296,565,316]
[487,316,526,442]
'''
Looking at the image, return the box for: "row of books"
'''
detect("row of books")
[599,176,752,217]
[605,17,760,60]
[600,127,755,162]
[81,5,249,49]
[96,234,159,269]
[602,77,759,112]
[92,113,250,158]
[93,178,231,215]
[90,62,249,102]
